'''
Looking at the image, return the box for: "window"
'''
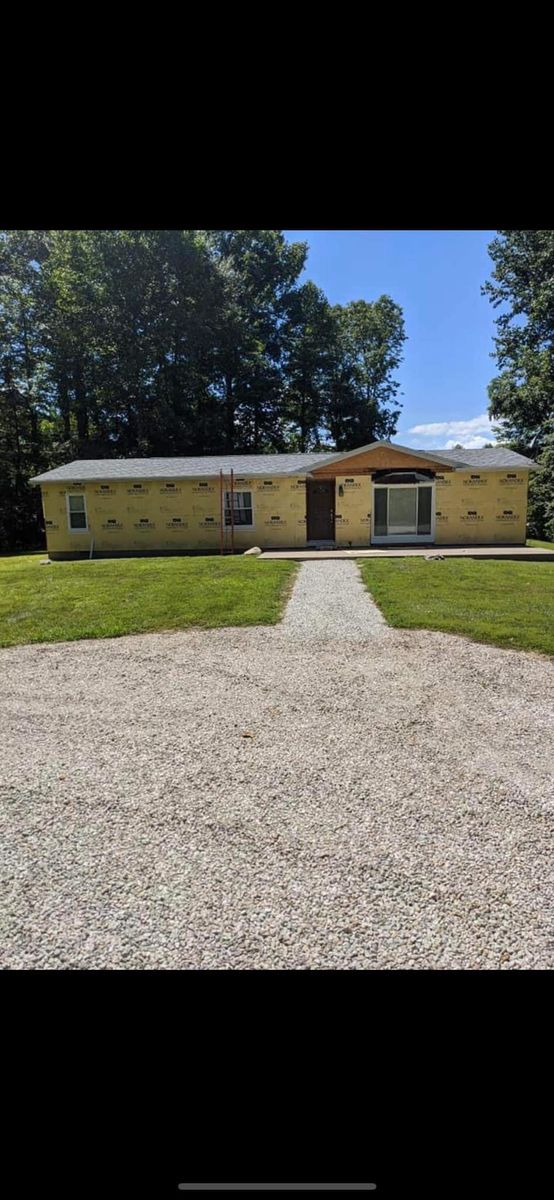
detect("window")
[373,483,434,540]
[388,487,417,533]
[67,493,87,531]
[224,491,253,527]
[417,486,432,535]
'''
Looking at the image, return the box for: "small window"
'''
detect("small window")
[224,491,253,527]
[67,493,87,531]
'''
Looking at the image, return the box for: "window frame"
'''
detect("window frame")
[66,492,89,533]
[224,489,254,529]
[371,482,435,544]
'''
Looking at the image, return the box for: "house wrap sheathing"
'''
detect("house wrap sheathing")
[30,441,536,559]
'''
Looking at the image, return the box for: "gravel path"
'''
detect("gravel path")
[1,563,553,970]
[282,561,387,640]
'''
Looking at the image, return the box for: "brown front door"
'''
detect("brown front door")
[306,479,335,541]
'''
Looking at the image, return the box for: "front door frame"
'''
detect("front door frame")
[371,481,436,544]
[306,478,335,542]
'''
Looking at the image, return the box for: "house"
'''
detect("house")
[30,441,537,559]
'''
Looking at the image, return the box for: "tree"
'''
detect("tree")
[0,230,407,550]
[90,229,222,456]
[0,231,52,548]
[281,282,336,451]
[37,229,109,455]
[527,422,554,542]
[483,231,554,454]
[327,297,406,449]
[204,230,307,452]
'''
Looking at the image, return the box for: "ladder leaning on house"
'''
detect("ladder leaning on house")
[219,468,235,555]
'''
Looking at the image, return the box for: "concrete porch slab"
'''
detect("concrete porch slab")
[259,546,554,561]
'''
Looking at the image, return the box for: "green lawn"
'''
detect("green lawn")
[358,558,554,655]
[527,538,554,550]
[0,555,298,648]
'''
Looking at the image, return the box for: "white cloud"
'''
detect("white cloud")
[443,435,494,449]
[401,413,496,449]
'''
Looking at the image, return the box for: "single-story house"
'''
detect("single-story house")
[30,441,537,559]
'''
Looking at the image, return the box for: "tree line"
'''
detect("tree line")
[2,229,553,552]
[0,230,406,550]
[484,229,554,542]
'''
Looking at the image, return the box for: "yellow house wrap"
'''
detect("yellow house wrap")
[31,441,535,558]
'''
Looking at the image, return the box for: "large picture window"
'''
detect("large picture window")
[67,493,88,531]
[224,491,253,527]
[372,484,434,542]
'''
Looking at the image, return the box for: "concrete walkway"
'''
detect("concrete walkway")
[261,545,554,561]
[281,560,387,641]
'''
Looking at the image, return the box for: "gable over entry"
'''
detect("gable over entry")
[306,443,458,544]
[308,441,458,477]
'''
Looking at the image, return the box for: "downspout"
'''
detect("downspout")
[89,535,95,560]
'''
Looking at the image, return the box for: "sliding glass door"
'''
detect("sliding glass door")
[372,485,434,543]
[388,487,418,534]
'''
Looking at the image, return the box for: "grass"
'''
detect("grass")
[527,538,554,550]
[0,554,298,649]
[358,558,554,655]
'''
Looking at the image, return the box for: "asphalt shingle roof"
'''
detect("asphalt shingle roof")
[30,454,332,483]
[429,448,536,468]
[29,446,536,484]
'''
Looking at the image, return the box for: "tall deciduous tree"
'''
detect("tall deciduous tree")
[281,282,336,451]
[484,230,554,453]
[205,230,307,452]
[0,230,406,550]
[0,230,52,547]
[327,297,406,448]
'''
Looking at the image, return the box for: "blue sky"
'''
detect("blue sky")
[283,230,498,449]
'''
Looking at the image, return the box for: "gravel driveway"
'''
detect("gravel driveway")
[1,562,553,969]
